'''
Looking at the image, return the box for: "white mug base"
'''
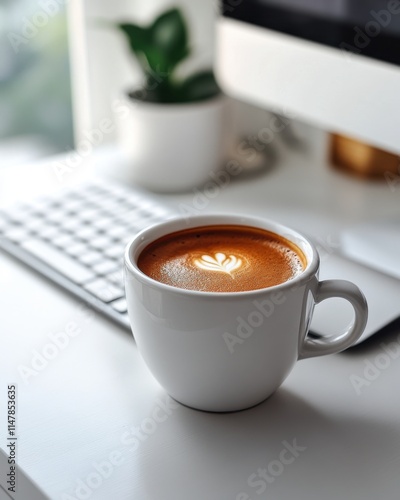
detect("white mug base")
[169,391,276,413]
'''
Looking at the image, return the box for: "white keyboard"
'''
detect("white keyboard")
[0,179,175,329]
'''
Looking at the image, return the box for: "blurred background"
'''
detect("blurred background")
[0,0,73,166]
[0,0,275,171]
[2,0,398,177]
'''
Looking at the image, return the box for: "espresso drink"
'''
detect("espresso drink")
[137,225,306,293]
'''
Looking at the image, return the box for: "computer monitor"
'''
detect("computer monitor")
[216,0,400,154]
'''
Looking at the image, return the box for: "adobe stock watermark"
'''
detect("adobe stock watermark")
[61,449,125,500]
[223,291,287,354]
[340,0,400,60]
[8,0,70,53]
[179,110,296,220]
[235,439,307,500]
[314,234,340,262]
[120,396,179,451]
[349,334,400,395]
[17,304,95,385]
[62,396,178,500]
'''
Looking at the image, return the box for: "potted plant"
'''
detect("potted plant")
[113,7,227,192]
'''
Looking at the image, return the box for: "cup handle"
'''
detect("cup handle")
[299,279,368,360]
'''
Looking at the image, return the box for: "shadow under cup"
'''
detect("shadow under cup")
[124,214,367,412]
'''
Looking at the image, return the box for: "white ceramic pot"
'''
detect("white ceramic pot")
[114,92,228,192]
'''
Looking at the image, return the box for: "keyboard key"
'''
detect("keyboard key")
[118,235,134,246]
[78,250,103,266]
[36,225,61,240]
[112,208,133,219]
[104,244,124,260]
[84,279,124,302]
[75,226,99,241]
[3,228,29,243]
[91,259,119,275]
[110,297,127,313]
[63,199,87,212]
[90,235,112,250]
[21,239,95,284]
[106,269,124,287]
[93,216,115,229]
[116,212,140,225]
[65,242,88,257]
[5,206,31,222]
[47,210,67,224]
[80,208,100,221]
[26,218,47,233]
[123,223,145,234]
[62,218,83,232]
[52,234,76,248]
[100,197,123,209]
[102,204,130,217]
[106,225,128,239]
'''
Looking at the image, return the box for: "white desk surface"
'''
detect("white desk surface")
[1,133,400,500]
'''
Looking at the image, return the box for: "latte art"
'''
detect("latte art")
[194,253,243,276]
[138,225,305,292]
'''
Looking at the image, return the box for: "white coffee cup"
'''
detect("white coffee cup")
[124,214,368,412]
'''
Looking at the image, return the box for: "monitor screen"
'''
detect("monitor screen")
[223,0,400,66]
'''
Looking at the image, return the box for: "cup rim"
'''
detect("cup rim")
[124,214,320,298]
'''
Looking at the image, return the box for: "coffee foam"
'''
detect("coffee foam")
[137,225,305,293]
[194,253,243,275]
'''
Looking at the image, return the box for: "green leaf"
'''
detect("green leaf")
[150,8,189,74]
[116,9,219,103]
[178,71,221,102]
[118,23,166,84]
[118,23,150,56]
